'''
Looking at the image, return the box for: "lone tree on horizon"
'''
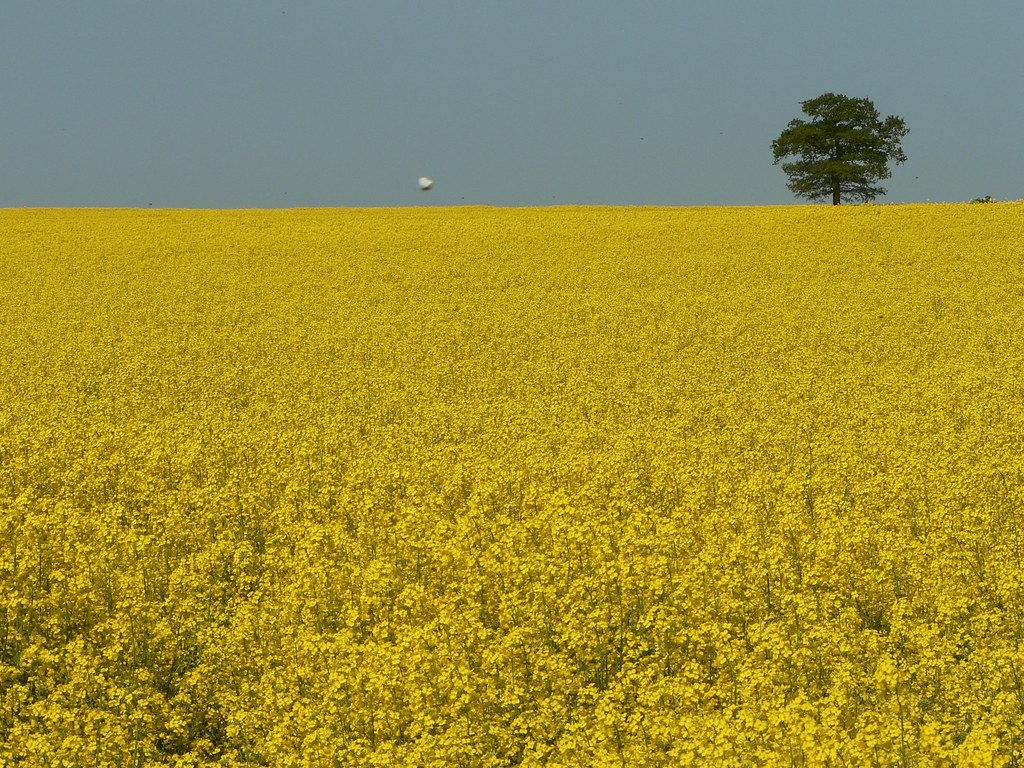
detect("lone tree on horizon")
[772,93,908,205]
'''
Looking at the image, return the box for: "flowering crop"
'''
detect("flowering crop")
[2,203,1024,766]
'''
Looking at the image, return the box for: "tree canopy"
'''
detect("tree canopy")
[772,94,908,205]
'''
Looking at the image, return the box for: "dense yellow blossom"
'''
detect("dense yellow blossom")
[2,203,1024,766]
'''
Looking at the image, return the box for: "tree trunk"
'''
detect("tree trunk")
[832,181,841,205]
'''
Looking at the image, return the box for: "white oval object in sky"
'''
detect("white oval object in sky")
[418,176,434,191]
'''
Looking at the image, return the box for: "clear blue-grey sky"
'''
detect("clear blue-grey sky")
[2,1,1021,208]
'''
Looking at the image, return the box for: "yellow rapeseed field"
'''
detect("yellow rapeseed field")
[2,203,1024,767]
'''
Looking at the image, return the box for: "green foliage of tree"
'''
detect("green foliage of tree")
[772,93,908,205]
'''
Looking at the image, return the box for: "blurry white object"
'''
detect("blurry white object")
[418,176,434,191]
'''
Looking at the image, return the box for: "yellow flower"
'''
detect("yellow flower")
[2,202,1023,765]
